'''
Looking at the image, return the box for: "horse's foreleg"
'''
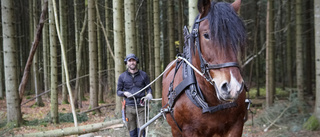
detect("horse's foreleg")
[171,127,182,137]
[227,119,245,137]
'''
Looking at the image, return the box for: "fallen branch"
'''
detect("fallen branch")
[95,2,115,60]
[17,119,122,137]
[241,43,266,68]
[19,0,48,102]
[264,104,291,132]
[79,103,115,114]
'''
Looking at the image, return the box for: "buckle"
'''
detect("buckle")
[245,99,251,110]
[191,90,197,96]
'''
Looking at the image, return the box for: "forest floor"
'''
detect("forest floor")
[0,94,320,137]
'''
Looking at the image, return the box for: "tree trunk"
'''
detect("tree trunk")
[254,0,261,98]
[266,0,275,108]
[0,5,4,99]
[314,0,320,122]
[73,0,80,109]
[178,0,184,53]
[2,0,23,126]
[49,0,59,124]
[296,0,304,102]
[125,0,136,55]
[17,119,122,137]
[154,0,161,98]
[88,0,99,111]
[73,0,87,109]
[305,0,313,96]
[32,0,44,107]
[149,0,155,92]
[105,0,114,97]
[79,4,87,107]
[188,0,198,30]
[42,0,50,99]
[286,0,293,93]
[114,0,125,113]
[162,1,169,66]
[29,0,35,94]
[60,0,69,104]
[97,2,104,103]
[168,0,175,60]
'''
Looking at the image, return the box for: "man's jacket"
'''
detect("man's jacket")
[117,70,152,106]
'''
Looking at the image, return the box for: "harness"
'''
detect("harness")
[164,15,246,132]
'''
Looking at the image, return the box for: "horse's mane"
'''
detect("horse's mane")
[208,1,247,54]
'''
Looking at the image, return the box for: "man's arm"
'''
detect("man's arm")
[144,75,153,100]
[116,75,125,97]
[145,75,152,94]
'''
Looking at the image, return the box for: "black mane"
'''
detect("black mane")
[207,1,247,53]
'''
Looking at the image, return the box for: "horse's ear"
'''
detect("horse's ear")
[197,0,211,18]
[231,0,241,13]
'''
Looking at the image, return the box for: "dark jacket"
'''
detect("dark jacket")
[117,70,152,106]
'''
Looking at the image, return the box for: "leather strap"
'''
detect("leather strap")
[207,62,239,69]
[202,102,237,113]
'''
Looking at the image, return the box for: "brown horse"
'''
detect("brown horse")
[162,0,247,136]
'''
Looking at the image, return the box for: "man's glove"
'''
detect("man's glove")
[124,92,133,98]
[145,93,153,101]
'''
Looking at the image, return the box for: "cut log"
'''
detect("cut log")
[17,119,122,137]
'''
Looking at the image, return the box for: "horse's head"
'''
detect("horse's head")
[193,0,246,102]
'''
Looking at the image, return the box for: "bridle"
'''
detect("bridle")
[191,15,244,97]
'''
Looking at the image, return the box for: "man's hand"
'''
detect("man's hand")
[145,93,153,101]
[124,92,133,98]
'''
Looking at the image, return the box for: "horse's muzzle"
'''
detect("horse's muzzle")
[216,81,244,102]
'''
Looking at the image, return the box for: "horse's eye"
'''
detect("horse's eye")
[203,33,210,39]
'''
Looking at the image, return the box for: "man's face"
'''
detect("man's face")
[127,58,137,70]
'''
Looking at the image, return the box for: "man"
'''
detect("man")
[117,54,153,137]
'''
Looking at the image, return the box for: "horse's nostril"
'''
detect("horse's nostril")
[221,82,229,93]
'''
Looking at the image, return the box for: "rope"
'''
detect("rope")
[177,56,206,79]
[127,58,179,98]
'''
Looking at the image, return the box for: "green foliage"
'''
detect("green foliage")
[31,102,45,108]
[31,104,38,108]
[58,113,88,123]
[25,119,47,126]
[0,120,14,137]
[303,115,319,131]
[26,90,34,96]
[0,118,7,129]
[248,87,289,98]
[61,101,69,105]
[26,96,32,99]
[37,102,45,107]
[82,97,87,101]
